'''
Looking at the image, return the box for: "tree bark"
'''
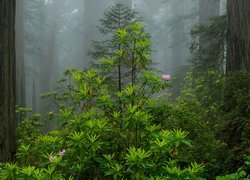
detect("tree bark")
[0,0,16,162]
[223,1,250,169]
[226,0,250,74]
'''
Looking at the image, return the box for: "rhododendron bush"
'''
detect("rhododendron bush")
[0,22,205,179]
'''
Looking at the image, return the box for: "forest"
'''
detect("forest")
[0,0,249,179]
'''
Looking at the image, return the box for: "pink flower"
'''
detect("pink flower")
[162,73,171,81]
[49,156,56,162]
[59,149,66,156]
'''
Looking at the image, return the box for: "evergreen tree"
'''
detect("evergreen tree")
[190,15,227,72]
[89,3,152,93]
[89,2,138,60]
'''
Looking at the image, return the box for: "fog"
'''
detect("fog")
[15,0,226,112]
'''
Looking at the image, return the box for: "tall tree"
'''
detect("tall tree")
[0,0,16,162]
[19,0,47,112]
[192,0,222,71]
[226,0,250,73]
[89,2,145,93]
[170,0,189,96]
[170,0,186,71]
[16,0,26,109]
[224,0,250,171]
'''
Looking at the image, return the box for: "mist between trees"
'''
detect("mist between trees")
[2,0,250,179]
[15,0,226,113]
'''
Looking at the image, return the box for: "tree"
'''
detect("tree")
[16,0,26,109]
[223,0,250,172]
[190,15,227,72]
[17,0,47,112]
[226,0,250,74]
[89,2,143,93]
[169,0,189,96]
[190,0,223,72]
[89,2,136,60]
[0,0,16,162]
[170,0,186,72]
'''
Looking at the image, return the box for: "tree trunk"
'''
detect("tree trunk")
[16,0,26,108]
[170,0,187,96]
[0,0,16,162]
[226,0,250,74]
[223,1,250,170]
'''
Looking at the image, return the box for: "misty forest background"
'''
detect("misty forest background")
[0,0,250,179]
[15,0,227,113]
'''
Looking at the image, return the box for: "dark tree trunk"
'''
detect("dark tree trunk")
[223,0,250,170]
[0,0,16,162]
[226,0,250,74]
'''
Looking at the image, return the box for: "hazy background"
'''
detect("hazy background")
[15,0,226,113]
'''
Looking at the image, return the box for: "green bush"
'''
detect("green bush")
[147,70,226,178]
[0,22,204,180]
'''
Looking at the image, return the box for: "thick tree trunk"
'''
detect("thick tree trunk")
[226,0,250,73]
[0,0,16,162]
[223,1,250,170]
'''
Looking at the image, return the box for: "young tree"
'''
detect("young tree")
[89,2,136,60]
[89,2,143,93]
[16,0,26,109]
[0,0,16,162]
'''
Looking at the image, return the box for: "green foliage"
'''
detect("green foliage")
[147,70,226,178]
[16,107,44,146]
[216,155,250,180]
[0,21,205,179]
[90,2,138,59]
[90,3,153,95]
[222,71,250,172]
[7,3,250,179]
[2,68,202,179]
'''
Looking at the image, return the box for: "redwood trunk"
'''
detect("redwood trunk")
[226,0,250,74]
[0,0,16,162]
